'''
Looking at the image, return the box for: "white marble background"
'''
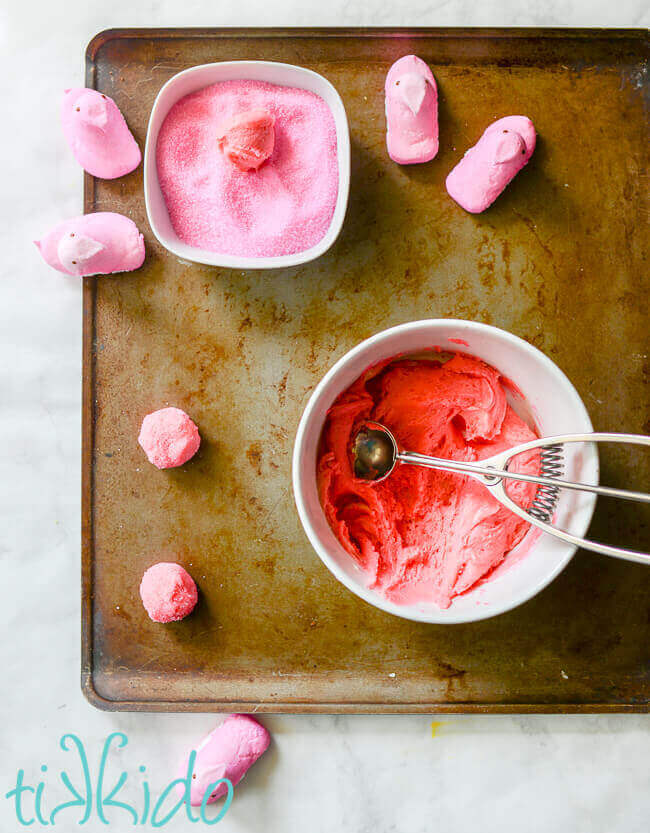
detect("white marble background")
[1,1,648,831]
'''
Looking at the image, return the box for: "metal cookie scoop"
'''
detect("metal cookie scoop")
[352,422,650,565]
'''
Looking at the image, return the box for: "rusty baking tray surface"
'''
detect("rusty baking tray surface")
[82,28,649,712]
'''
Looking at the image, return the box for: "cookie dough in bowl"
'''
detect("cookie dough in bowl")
[293,320,598,624]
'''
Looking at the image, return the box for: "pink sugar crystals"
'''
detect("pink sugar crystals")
[139,563,198,623]
[156,79,339,258]
[138,407,201,469]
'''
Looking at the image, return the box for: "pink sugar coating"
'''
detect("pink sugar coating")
[62,88,141,180]
[445,116,536,214]
[156,79,339,258]
[138,407,200,469]
[34,212,145,277]
[176,715,271,805]
[139,562,198,623]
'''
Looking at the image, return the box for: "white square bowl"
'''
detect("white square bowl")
[144,61,351,270]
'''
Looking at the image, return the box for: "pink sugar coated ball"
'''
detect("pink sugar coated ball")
[216,108,275,171]
[138,407,200,469]
[139,562,198,623]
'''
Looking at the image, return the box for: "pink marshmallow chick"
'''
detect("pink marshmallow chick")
[62,88,141,179]
[385,55,439,165]
[446,116,536,213]
[216,108,276,171]
[34,212,145,277]
[139,562,198,623]
[138,407,201,470]
[176,715,271,806]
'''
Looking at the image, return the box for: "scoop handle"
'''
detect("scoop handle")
[399,436,650,504]
[489,482,650,565]
[399,432,650,564]
[487,433,650,564]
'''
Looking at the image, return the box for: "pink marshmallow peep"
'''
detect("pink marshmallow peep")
[34,212,145,277]
[385,55,439,165]
[217,109,276,171]
[176,715,271,805]
[446,116,536,213]
[139,563,198,623]
[62,88,141,179]
[138,407,200,469]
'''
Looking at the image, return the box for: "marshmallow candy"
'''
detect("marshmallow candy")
[34,212,145,277]
[385,55,439,165]
[139,563,198,623]
[176,715,271,805]
[62,88,141,179]
[446,116,536,213]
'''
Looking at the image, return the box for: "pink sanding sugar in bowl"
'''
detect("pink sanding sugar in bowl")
[156,79,340,258]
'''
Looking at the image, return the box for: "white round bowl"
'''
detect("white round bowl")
[292,319,598,624]
[144,60,350,270]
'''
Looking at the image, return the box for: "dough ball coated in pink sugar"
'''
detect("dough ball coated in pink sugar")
[385,55,439,165]
[176,715,271,805]
[138,407,200,469]
[62,88,141,179]
[139,562,198,623]
[446,116,536,213]
[34,212,145,277]
[217,109,275,171]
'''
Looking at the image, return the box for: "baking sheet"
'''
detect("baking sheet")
[82,28,649,712]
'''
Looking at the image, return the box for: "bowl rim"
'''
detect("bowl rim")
[143,60,351,270]
[292,318,598,624]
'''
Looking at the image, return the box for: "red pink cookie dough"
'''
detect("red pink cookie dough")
[62,88,141,179]
[446,116,536,213]
[177,716,271,805]
[138,407,201,469]
[217,109,276,172]
[139,562,198,623]
[385,55,439,165]
[34,212,145,277]
[318,354,539,609]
